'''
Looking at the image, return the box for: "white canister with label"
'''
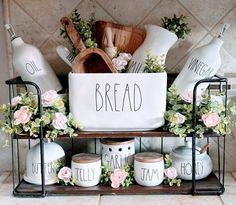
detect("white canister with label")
[101,138,135,171]
[134,152,164,186]
[71,153,101,187]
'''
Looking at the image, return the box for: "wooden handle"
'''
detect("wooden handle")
[104,27,114,47]
[60,17,86,52]
[200,143,210,154]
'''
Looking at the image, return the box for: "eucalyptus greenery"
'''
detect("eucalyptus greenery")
[144,50,166,73]
[60,9,97,55]
[54,160,75,186]
[164,85,236,138]
[161,14,191,39]
[0,91,81,144]
[164,155,181,187]
[100,164,134,187]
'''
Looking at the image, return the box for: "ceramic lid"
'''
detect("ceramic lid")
[172,141,201,155]
[134,152,163,163]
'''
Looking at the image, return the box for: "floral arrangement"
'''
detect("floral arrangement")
[60,9,97,55]
[0,90,81,143]
[144,50,166,73]
[164,155,181,186]
[111,52,132,73]
[100,164,134,188]
[54,160,75,185]
[161,14,191,39]
[164,85,236,137]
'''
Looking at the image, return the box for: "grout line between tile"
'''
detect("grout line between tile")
[219,195,226,205]
[12,0,51,35]
[176,0,211,32]
[94,0,118,23]
[135,0,163,27]
[98,194,101,205]
[207,4,236,35]
[0,171,11,184]
[231,172,236,182]
[168,31,210,72]
[2,0,14,78]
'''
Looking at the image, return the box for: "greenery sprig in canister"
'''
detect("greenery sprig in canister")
[144,49,166,73]
[60,9,97,56]
[164,154,181,186]
[100,164,134,188]
[161,14,191,39]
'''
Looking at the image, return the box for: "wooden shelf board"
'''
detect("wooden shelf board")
[15,129,220,139]
[14,173,224,196]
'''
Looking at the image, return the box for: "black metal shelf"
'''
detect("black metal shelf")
[13,172,223,197]
[6,74,228,197]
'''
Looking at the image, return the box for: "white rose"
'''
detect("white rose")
[175,112,186,124]
[42,90,59,106]
[112,57,128,71]
[52,112,68,130]
[10,96,22,107]
[119,53,132,61]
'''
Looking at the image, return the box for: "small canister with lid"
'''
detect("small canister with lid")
[101,138,135,171]
[134,152,164,186]
[71,153,101,187]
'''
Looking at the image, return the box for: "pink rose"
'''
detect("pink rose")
[57,167,72,183]
[175,112,185,124]
[52,113,67,130]
[112,57,128,71]
[10,96,22,107]
[13,106,32,125]
[110,168,128,188]
[119,53,132,61]
[202,113,221,127]
[42,90,59,106]
[164,167,178,180]
[181,91,201,104]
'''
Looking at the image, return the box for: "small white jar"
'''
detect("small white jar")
[71,153,101,187]
[134,152,164,186]
[101,138,135,171]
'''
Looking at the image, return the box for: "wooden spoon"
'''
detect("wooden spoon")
[60,17,117,73]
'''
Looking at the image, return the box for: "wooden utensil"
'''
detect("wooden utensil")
[60,17,117,73]
[104,27,117,59]
[95,21,146,54]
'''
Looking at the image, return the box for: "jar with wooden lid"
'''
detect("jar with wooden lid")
[134,152,164,186]
[71,153,101,187]
[101,138,135,171]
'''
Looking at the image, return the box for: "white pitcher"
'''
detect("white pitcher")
[127,25,177,73]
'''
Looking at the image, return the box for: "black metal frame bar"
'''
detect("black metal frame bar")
[5,75,227,197]
[5,79,46,197]
[192,75,227,195]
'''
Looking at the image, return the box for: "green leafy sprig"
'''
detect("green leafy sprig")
[100,164,134,187]
[164,85,236,137]
[54,160,75,186]
[163,154,181,187]
[60,9,97,56]
[0,91,81,143]
[161,14,191,39]
[144,50,166,73]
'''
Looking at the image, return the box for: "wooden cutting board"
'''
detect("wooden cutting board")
[95,21,146,54]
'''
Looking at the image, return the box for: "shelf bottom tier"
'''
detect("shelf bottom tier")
[13,173,224,197]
